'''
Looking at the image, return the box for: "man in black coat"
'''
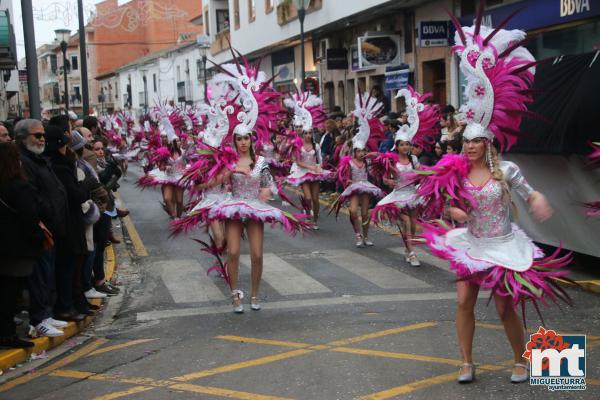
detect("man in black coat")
[14,119,69,337]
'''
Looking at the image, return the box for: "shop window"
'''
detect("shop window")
[216,9,230,32]
[527,20,600,60]
[70,55,78,71]
[204,9,210,35]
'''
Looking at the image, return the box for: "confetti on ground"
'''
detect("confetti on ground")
[30,351,47,360]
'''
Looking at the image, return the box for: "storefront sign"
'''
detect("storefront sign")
[273,62,294,84]
[419,21,450,47]
[357,34,401,69]
[326,48,348,70]
[460,0,600,34]
[18,69,27,82]
[384,69,410,91]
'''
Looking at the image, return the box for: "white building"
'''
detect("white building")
[0,0,19,120]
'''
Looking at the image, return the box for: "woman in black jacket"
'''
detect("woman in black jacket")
[44,125,93,321]
[0,143,43,348]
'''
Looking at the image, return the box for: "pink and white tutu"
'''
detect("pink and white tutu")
[171,187,229,234]
[371,184,423,223]
[112,148,141,161]
[137,168,185,188]
[338,181,384,203]
[286,163,334,186]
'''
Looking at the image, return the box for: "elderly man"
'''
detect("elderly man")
[75,126,98,169]
[0,124,10,143]
[14,119,69,337]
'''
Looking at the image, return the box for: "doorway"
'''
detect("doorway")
[422,59,446,106]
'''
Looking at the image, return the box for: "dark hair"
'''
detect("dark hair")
[49,114,70,133]
[447,139,462,153]
[83,116,98,130]
[0,142,26,183]
[394,140,416,169]
[168,140,181,157]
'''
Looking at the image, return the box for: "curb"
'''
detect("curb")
[286,186,599,296]
[0,245,117,372]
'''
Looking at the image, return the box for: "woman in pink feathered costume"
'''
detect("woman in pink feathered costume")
[417,10,572,384]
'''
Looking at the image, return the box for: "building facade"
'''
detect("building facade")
[0,0,19,120]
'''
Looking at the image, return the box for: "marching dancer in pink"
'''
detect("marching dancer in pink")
[416,10,572,384]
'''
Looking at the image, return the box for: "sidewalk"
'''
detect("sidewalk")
[0,245,118,373]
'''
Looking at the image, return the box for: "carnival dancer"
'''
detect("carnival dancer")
[415,10,572,383]
[208,57,311,313]
[285,91,333,229]
[334,93,385,247]
[584,141,600,216]
[371,86,439,265]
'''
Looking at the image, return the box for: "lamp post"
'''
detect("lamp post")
[55,29,71,111]
[295,0,306,91]
[197,35,211,99]
[140,67,148,113]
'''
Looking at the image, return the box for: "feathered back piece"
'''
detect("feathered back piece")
[150,102,180,143]
[211,49,282,148]
[99,114,123,146]
[352,91,384,150]
[394,85,440,151]
[451,2,536,150]
[283,88,326,131]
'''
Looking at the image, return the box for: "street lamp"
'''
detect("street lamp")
[295,0,306,91]
[55,29,71,111]
[197,35,211,99]
[140,67,148,113]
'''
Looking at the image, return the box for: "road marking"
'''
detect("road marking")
[169,383,293,400]
[588,378,600,385]
[476,322,600,340]
[159,259,226,303]
[327,322,437,346]
[321,249,431,289]
[94,386,154,400]
[387,246,450,272]
[121,214,148,257]
[50,369,95,379]
[0,338,107,392]
[358,371,459,399]
[137,292,488,321]
[240,253,331,295]
[87,339,159,357]
[170,349,314,382]
[331,347,463,366]
[215,335,311,348]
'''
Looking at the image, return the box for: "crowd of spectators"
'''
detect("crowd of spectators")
[0,115,126,349]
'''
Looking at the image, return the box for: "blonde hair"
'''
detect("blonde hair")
[490,145,518,218]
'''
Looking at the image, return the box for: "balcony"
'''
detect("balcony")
[177,81,186,103]
[277,0,322,25]
[210,28,230,56]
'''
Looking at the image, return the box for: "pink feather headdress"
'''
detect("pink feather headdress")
[283,89,326,131]
[394,85,439,151]
[450,4,537,150]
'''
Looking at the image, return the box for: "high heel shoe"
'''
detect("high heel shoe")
[458,363,475,383]
[231,290,244,313]
[355,233,364,248]
[250,297,261,311]
[407,252,421,267]
[510,363,529,383]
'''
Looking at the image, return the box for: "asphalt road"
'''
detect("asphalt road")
[1,164,599,400]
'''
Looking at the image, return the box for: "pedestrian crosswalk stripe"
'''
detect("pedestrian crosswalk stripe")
[387,247,450,272]
[321,249,431,289]
[240,253,332,296]
[159,260,226,303]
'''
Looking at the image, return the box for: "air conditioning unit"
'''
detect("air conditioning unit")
[316,38,329,60]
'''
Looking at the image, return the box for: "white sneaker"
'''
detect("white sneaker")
[355,234,364,248]
[44,317,68,328]
[35,321,64,337]
[363,237,374,246]
[408,252,421,267]
[85,288,107,299]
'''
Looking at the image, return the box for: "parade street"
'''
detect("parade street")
[1,167,599,400]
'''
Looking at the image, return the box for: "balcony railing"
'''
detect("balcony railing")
[210,28,230,56]
[277,0,322,25]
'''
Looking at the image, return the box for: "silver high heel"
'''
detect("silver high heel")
[458,363,475,383]
[510,363,529,383]
[250,296,261,311]
[231,290,244,313]
[355,233,364,247]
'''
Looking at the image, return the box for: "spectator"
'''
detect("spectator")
[0,123,10,143]
[75,126,98,169]
[0,143,45,348]
[45,125,91,322]
[320,120,337,167]
[412,143,434,166]
[15,119,68,337]
[432,141,446,164]
[446,139,462,155]
[378,120,397,153]
[83,116,99,139]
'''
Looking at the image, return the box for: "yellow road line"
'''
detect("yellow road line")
[476,322,600,340]
[359,371,459,399]
[105,244,116,280]
[331,347,464,367]
[87,338,158,357]
[170,349,314,382]
[215,335,311,349]
[94,386,154,400]
[327,322,437,346]
[121,215,148,257]
[169,383,294,400]
[0,338,107,392]
[588,378,600,385]
[50,369,96,379]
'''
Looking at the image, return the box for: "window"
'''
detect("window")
[72,85,81,103]
[204,9,210,35]
[233,0,240,30]
[177,81,186,102]
[139,91,145,108]
[70,55,78,70]
[197,59,205,80]
[249,0,256,22]
[153,74,157,92]
[177,65,181,82]
[265,0,274,14]
[216,10,230,32]
[50,55,57,74]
